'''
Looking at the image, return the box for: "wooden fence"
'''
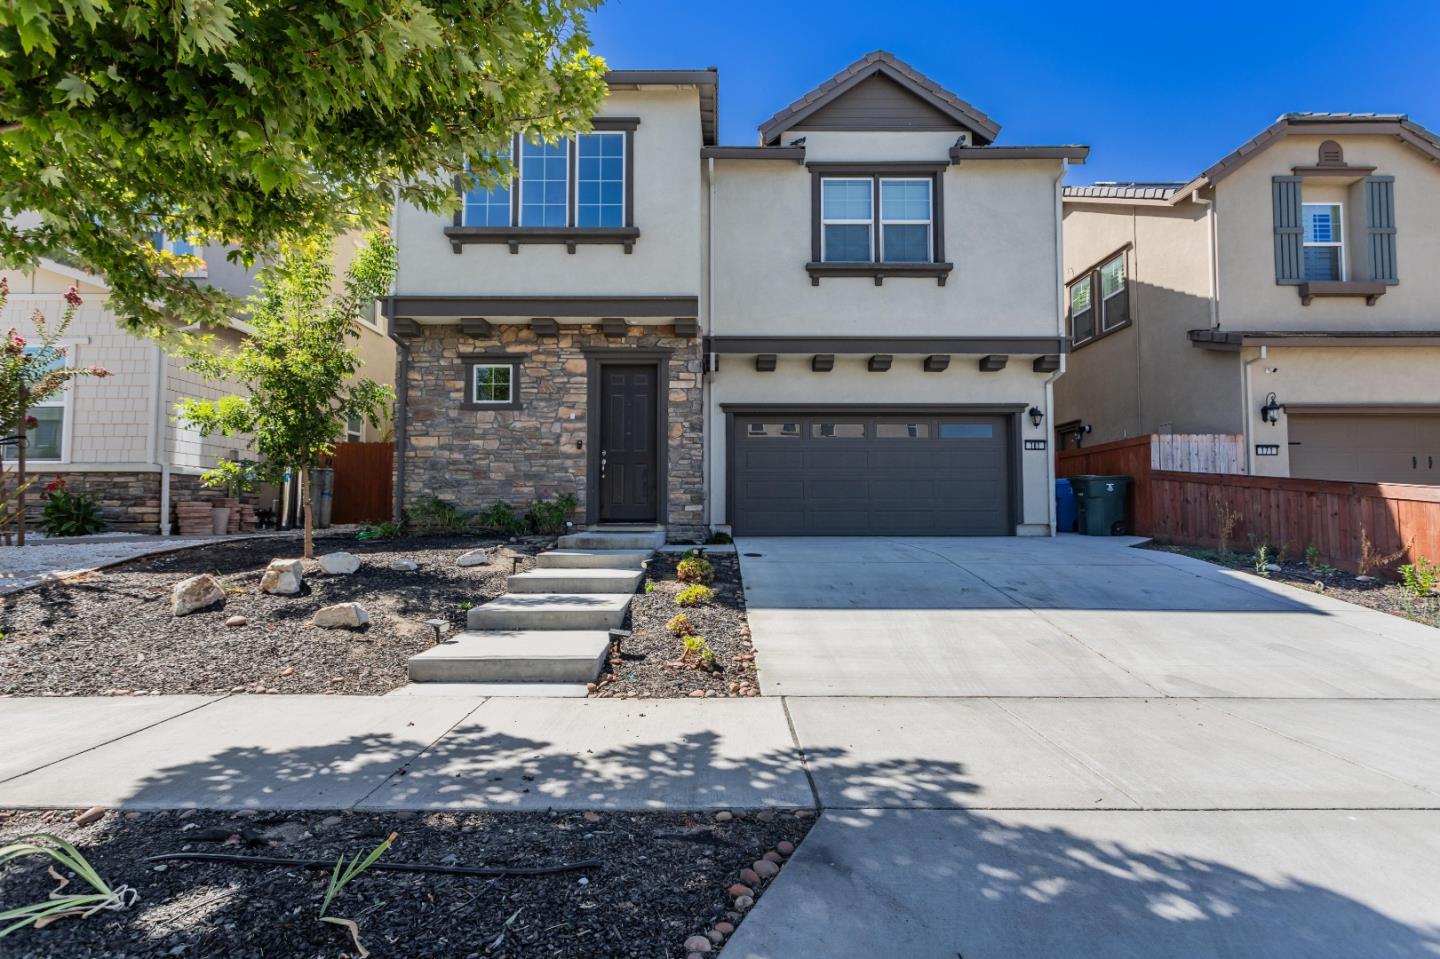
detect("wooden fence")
[1152,433,1244,473]
[330,442,393,525]
[1150,471,1440,574]
[1056,436,1155,534]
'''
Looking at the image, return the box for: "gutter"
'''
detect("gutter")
[149,342,173,535]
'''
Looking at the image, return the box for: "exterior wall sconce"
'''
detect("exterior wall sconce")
[1260,392,1285,426]
[1028,406,1044,427]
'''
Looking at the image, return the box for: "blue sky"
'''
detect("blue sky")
[589,0,1440,185]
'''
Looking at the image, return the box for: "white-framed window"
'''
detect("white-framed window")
[879,178,933,263]
[576,132,625,228]
[345,413,363,442]
[519,139,569,227]
[471,363,514,405]
[1099,253,1129,331]
[16,347,68,462]
[462,148,514,227]
[821,178,874,262]
[1302,202,1345,281]
[1069,277,1094,344]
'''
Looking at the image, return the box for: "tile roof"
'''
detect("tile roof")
[1063,183,1184,201]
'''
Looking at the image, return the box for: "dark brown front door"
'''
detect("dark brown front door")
[598,365,658,522]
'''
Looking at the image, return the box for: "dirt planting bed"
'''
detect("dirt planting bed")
[0,806,811,958]
[597,551,760,699]
[0,534,547,697]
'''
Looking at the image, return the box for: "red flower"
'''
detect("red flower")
[24,415,37,429]
[88,365,110,378]
[4,330,23,355]
[63,286,83,308]
[45,478,64,493]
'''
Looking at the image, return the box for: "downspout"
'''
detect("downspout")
[703,155,716,530]
[1190,184,1220,329]
[386,193,408,524]
[1046,159,1069,537]
[1241,345,1267,475]
[150,342,172,535]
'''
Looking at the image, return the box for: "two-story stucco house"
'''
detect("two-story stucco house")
[388,52,1086,537]
[1058,113,1440,484]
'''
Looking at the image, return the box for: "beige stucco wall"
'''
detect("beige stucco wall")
[1217,134,1440,330]
[1057,201,1241,443]
[710,148,1062,338]
[393,87,702,308]
[706,360,1056,533]
[1241,345,1440,477]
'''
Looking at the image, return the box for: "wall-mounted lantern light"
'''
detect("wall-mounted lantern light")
[1260,392,1285,426]
[1028,406,1045,428]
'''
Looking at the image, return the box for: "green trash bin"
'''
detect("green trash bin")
[1070,474,1131,536]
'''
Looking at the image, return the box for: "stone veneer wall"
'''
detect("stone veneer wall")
[404,324,705,537]
[14,470,256,534]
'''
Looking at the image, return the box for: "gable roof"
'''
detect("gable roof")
[758,51,1000,146]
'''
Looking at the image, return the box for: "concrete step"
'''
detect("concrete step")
[536,549,652,570]
[508,567,644,594]
[467,593,632,631]
[558,530,666,550]
[408,630,609,683]
[386,681,590,698]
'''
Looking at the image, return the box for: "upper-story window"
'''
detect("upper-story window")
[1067,247,1131,348]
[1302,202,1344,281]
[454,120,637,249]
[820,177,934,263]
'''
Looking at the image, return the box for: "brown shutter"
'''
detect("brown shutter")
[1272,176,1304,284]
[1365,176,1397,283]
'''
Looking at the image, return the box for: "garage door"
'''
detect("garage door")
[730,413,1012,535]
[1289,414,1440,484]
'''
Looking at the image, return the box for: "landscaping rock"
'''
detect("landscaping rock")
[715,810,733,823]
[312,602,369,629]
[457,547,498,567]
[776,841,795,856]
[715,921,735,935]
[75,805,106,826]
[762,850,783,864]
[392,559,419,572]
[225,615,248,627]
[318,551,361,575]
[683,936,712,954]
[727,883,752,899]
[739,867,760,885]
[260,558,304,595]
[753,858,780,878]
[172,574,225,616]
[734,895,754,910]
[707,929,725,945]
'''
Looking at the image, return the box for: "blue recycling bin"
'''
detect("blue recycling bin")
[1055,478,1077,533]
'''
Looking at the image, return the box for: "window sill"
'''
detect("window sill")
[461,401,522,412]
[805,261,954,287]
[444,226,639,255]
[1297,281,1390,306]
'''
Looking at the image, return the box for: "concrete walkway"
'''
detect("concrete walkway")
[0,531,295,595]
[2,535,1438,955]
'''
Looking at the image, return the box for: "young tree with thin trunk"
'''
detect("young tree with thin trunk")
[178,233,395,559]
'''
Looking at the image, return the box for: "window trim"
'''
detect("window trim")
[806,162,952,286]
[518,136,570,229]
[1098,253,1128,332]
[878,177,934,265]
[1301,201,1346,282]
[18,345,73,463]
[447,118,639,254]
[819,177,874,263]
[460,355,522,411]
[1067,244,1133,350]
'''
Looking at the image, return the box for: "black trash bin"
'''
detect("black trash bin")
[1070,474,1131,536]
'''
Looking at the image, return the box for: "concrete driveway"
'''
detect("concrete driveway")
[728,535,1440,958]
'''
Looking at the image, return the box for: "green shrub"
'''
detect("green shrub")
[1252,545,1272,576]
[682,634,716,669]
[675,584,715,607]
[1305,544,1320,567]
[676,556,714,585]
[527,492,577,535]
[38,479,103,537]
[405,495,471,535]
[705,530,734,545]
[356,520,401,541]
[1399,557,1439,598]
[666,613,694,636]
[475,500,526,535]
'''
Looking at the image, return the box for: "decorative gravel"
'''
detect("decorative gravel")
[0,807,811,958]
[597,551,760,699]
[0,534,546,697]
[1141,543,1440,628]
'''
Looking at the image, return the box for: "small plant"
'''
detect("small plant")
[356,520,402,541]
[675,584,715,607]
[681,634,717,670]
[643,581,656,594]
[704,530,734,545]
[676,555,714,585]
[1305,544,1320,568]
[405,495,471,535]
[457,600,473,611]
[0,833,137,938]
[319,831,398,957]
[476,500,527,536]
[37,479,104,537]
[666,613,695,636]
[1215,499,1241,555]
[1253,545,1272,576]
[527,492,577,535]
[1357,527,1410,578]
[1399,556,1439,599]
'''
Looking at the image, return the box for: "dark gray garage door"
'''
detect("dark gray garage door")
[730,413,1012,536]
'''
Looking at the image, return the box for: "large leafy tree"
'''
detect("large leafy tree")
[0,0,607,334]
[179,231,395,559]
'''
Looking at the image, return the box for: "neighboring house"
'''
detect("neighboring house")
[1058,114,1440,484]
[0,236,396,533]
[387,51,1085,537]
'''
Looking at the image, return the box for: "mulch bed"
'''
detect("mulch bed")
[1140,543,1440,628]
[0,534,548,697]
[0,806,811,958]
[597,551,759,699]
